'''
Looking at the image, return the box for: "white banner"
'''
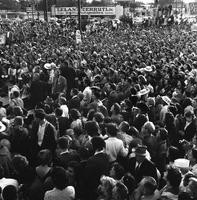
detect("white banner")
[191,23,197,32]
[54,7,115,16]
[0,34,6,45]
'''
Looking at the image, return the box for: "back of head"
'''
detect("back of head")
[2,185,17,200]
[37,149,52,166]
[91,136,105,152]
[51,166,68,190]
[106,123,118,137]
[57,137,70,150]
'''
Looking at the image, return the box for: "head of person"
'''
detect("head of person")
[51,166,68,190]
[93,112,105,124]
[12,91,20,99]
[98,175,116,199]
[109,162,125,180]
[165,166,182,188]
[37,149,52,167]
[168,146,180,163]
[12,154,29,172]
[184,110,194,123]
[119,121,130,133]
[187,177,197,199]
[106,123,118,137]
[141,121,155,137]
[57,136,70,152]
[121,173,136,195]
[2,185,17,200]
[135,145,147,163]
[141,176,157,196]
[112,181,128,200]
[35,109,45,123]
[55,107,63,117]
[84,120,100,137]
[69,109,80,120]
[91,136,106,153]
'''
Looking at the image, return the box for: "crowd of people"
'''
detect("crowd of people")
[0,17,197,200]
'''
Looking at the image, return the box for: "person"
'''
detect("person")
[9,116,30,157]
[160,166,182,200]
[55,136,80,169]
[97,175,117,200]
[9,90,24,109]
[0,165,18,191]
[127,145,158,184]
[30,109,57,165]
[44,166,75,200]
[84,136,110,200]
[105,123,128,163]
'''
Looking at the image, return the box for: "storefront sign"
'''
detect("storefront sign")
[54,7,115,16]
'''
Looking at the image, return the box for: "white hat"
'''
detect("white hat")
[174,158,190,169]
[144,66,152,72]
[44,63,52,70]
[161,96,171,105]
[137,88,150,97]
[0,121,6,133]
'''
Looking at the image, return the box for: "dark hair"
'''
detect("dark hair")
[166,166,182,188]
[106,123,118,136]
[94,112,104,123]
[57,137,69,150]
[91,136,106,152]
[35,109,45,120]
[13,91,20,98]
[37,149,52,166]
[87,109,96,121]
[143,176,157,195]
[2,185,17,200]
[111,162,125,180]
[51,167,68,190]
[168,146,180,162]
[192,148,197,161]
[55,107,63,117]
[122,173,136,194]
[84,121,99,137]
[178,192,193,200]
[70,109,80,120]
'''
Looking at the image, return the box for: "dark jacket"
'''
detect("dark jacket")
[84,152,110,200]
[127,157,158,184]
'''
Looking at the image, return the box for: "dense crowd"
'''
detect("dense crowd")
[0,18,197,200]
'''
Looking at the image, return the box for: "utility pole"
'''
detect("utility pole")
[78,0,81,32]
[44,0,48,22]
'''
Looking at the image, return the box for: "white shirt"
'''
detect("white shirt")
[38,120,47,146]
[105,137,128,162]
[44,186,75,200]
[60,105,69,118]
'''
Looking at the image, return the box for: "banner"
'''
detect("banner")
[191,23,197,32]
[0,34,6,45]
[54,7,115,16]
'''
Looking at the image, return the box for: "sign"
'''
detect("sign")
[54,7,115,16]
[0,34,6,45]
[189,2,197,15]
[191,23,197,32]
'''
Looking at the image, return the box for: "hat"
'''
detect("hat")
[137,88,150,97]
[144,66,152,72]
[135,145,147,157]
[0,121,6,132]
[161,96,171,105]
[174,158,190,169]
[44,63,51,70]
